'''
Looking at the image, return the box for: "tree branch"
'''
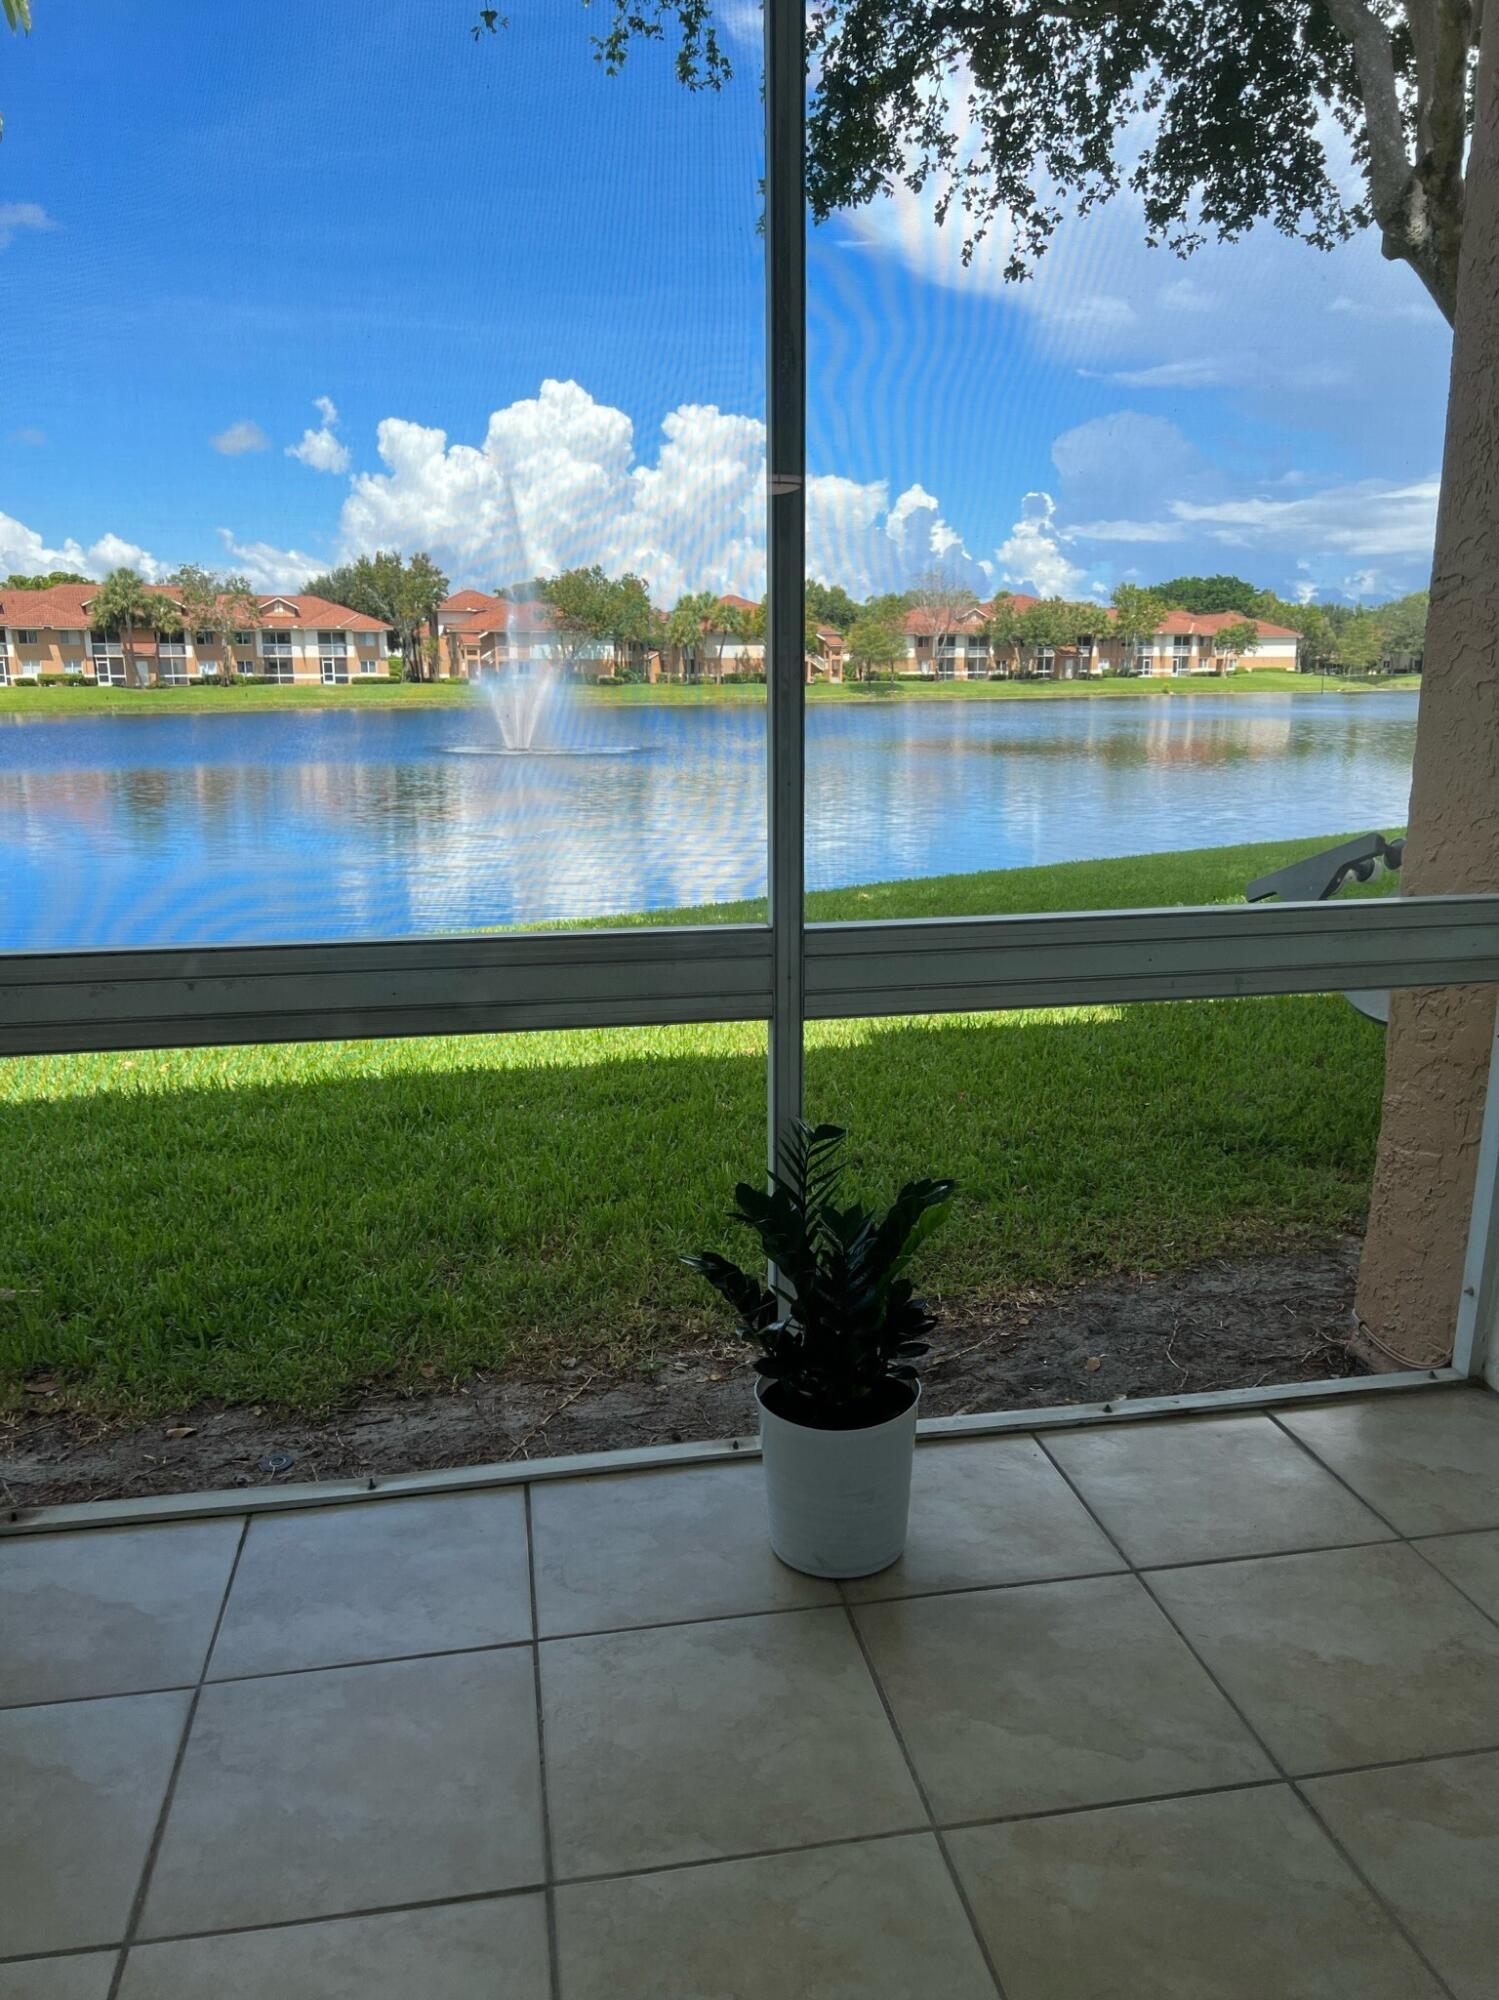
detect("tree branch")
[1320,0,1412,217]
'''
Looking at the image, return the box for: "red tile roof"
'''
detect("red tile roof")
[255,594,386,633]
[0,582,385,633]
[1155,609,1299,640]
[436,593,557,639]
[439,589,502,615]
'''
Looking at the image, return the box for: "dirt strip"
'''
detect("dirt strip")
[2,1242,1367,1510]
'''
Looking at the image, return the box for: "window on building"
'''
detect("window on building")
[232,630,254,646]
[16,629,39,646]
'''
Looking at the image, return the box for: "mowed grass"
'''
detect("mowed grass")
[0,669,1421,717]
[0,836,1392,1414]
[0,680,473,716]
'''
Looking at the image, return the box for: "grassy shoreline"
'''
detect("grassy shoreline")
[0,835,1388,1416]
[0,669,1420,717]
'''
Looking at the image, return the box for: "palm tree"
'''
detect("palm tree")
[2,0,30,145]
[91,568,155,687]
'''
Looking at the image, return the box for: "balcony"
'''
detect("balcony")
[5,1384,1498,1996]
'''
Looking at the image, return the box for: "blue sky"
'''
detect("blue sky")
[0,1,1452,605]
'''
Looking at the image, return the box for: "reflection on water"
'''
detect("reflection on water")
[0,695,1418,947]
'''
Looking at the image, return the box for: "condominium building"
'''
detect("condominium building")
[434,592,567,678]
[438,590,844,683]
[0,584,388,685]
[900,599,1300,678]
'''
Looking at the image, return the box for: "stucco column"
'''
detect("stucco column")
[1354,26,1499,1367]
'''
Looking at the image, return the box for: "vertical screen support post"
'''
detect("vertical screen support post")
[765,0,806,1264]
[1453,1003,1499,1382]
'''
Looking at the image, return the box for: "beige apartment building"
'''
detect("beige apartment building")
[901,598,1301,679]
[436,590,845,683]
[0,583,388,685]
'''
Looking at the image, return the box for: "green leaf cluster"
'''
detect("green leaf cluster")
[683,1123,954,1424]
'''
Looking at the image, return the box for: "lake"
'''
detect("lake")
[0,693,1418,949]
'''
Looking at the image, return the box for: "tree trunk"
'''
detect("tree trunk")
[1354,25,1499,1369]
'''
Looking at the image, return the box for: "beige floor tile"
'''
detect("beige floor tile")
[0,1691,189,1956]
[949,1785,1443,1999]
[854,1574,1269,1822]
[141,1649,543,1937]
[542,1609,924,1877]
[1305,1751,1499,2000]
[0,1957,116,2000]
[1045,1415,1392,1566]
[555,1835,996,2000]
[120,1894,550,2000]
[842,1436,1123,1602]
[1150,1542,1499,1772]
[209,1489,531,1678]
[0,1520,241,1705]
[1416,1528,1499,1620]
[1278,1391,1499,1534]
[531,1462,838,1636]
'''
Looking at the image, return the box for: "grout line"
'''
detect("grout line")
[1265,1409,1499,1634]
[3,1884,548,1967]
[1034,1436,1464,2000]
[1130,1532,1398,1576]
[15,1740,1499,1970]
[523,1486,563,2000]
[1264,1409,1411,1539]
[1404,1520,1499,1543]
[0,1603,848,1717]
[837,1582,1011,2000]
[1404,1538,1499,1637]
[104,1515,251,2000]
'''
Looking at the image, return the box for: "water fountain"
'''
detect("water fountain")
[445,667,635,757]
[489,665,562,751]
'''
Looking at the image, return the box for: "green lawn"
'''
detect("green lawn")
[0,835,1390,1415]
[0,669,1420,717]
[592,669,1421,705]
[0,680,473,716]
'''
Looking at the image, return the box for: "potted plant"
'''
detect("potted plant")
[684,1122,954,1578]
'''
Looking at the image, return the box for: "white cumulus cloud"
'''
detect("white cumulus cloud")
[994,493,1087,597]
[0,201,54,250]
[287,395,352,474]
[0,509,169,581]
[336,378,984,602]
[216,530,319,592]
[211,420,269,457]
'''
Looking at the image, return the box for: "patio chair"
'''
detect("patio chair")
[1245,831,1405,1024]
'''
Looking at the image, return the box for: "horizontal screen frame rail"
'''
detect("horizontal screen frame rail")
[0,894,1496,1055]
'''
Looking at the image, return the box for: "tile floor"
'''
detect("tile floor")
[4,1388,1499,1997]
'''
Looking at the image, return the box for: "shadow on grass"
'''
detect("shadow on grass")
[0,996,1384,1412]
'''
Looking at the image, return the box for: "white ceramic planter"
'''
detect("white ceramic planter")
[755,1378,920,1579]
